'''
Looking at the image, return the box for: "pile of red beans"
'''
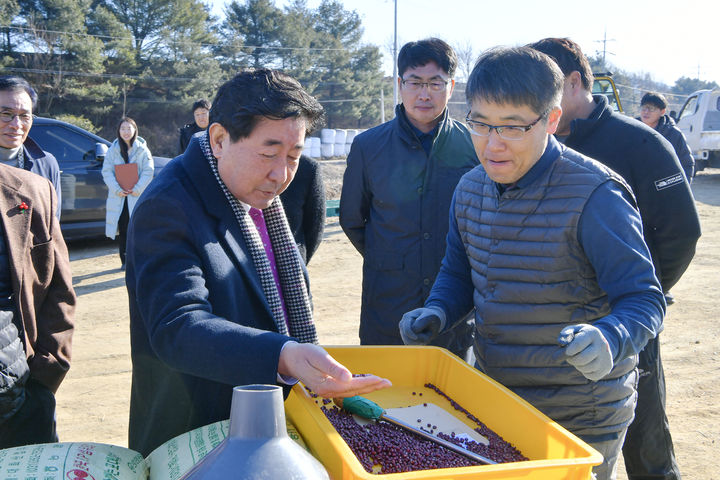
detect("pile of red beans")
[319,383,527,474]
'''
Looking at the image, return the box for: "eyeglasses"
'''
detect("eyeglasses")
[0,111,33,125]
[465,112,546,140]
[401,79,448,92]
[640,105,660,113]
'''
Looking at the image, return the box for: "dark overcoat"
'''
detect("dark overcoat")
[126,137,301,457]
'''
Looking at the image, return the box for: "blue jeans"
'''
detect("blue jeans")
[587,430,628,480]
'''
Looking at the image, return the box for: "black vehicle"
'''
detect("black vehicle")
[29,117,171,241]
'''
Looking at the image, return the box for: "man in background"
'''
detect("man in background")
[639,91,695,182]
[530,37,700,480]
[0,76,62,219]
[0,163,75,448]
[340,38,478,358]
[178,98,211,155]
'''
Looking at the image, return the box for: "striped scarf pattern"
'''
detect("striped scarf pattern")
[199,131,318,344]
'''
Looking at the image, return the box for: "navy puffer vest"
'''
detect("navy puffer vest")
[455,147,638,438]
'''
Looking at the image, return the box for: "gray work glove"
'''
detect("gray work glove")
[559,324,614,382]
[399,307,446,345]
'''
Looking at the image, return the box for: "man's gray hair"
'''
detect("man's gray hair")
[465,46,564,116]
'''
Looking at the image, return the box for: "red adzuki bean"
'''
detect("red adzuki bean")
[315,383,527,474]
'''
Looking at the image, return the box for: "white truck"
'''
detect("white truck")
[673,88,720,172]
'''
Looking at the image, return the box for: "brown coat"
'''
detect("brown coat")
[0,164,75,393]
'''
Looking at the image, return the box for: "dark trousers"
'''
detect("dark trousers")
[0,379,58,448]
[118,199,130,265]
[622,335,681,480]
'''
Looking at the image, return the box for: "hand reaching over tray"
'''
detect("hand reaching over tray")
[278,342,392,398]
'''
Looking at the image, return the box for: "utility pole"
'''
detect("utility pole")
[122,81,127,117]
[595,28,615,70]
[392,0,398,116]
[380,88,385,124]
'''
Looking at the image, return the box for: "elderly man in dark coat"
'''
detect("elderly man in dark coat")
[126,69,390,457]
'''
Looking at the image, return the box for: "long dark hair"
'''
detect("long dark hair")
[117,117,138,163]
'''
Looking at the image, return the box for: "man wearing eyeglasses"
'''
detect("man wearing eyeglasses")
[0,76,62,220]
[530,38,700,480]
[400,46,665,480]
[639,91,695,183]
[340,38,479,357]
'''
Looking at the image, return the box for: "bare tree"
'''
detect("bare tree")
[454,40,476,82]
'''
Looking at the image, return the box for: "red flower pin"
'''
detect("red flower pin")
[18,201,29,213]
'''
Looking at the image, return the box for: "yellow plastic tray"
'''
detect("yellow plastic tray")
[286,346,602,480]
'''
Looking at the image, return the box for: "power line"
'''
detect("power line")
[4,67,377,105]
[613,81,688,101]
[1,24,353,52]
[3,66,194,82]
[3,67,368,88]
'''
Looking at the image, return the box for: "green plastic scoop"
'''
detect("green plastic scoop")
[334,396,496,465]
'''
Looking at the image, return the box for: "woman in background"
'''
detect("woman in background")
[101,117,154,269]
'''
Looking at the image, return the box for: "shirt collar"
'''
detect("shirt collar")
[238,200,251,213]
[410,122,439,140]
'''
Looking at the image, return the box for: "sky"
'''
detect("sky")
[208,0,720,90]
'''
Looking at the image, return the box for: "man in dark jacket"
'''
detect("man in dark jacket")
[127,69,390,456]
[639,91,695,182]
[0,76,62,220]
[280,155,325,264]
[178,99,210,155]
[340,38,479,357]
[400,46,664,480]
[530,37,701,480]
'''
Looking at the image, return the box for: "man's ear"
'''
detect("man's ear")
[546,106,563,134]
[208,123,227,159]
[568,71,583,91]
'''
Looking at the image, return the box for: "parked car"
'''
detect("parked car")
[29,117,172,241]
